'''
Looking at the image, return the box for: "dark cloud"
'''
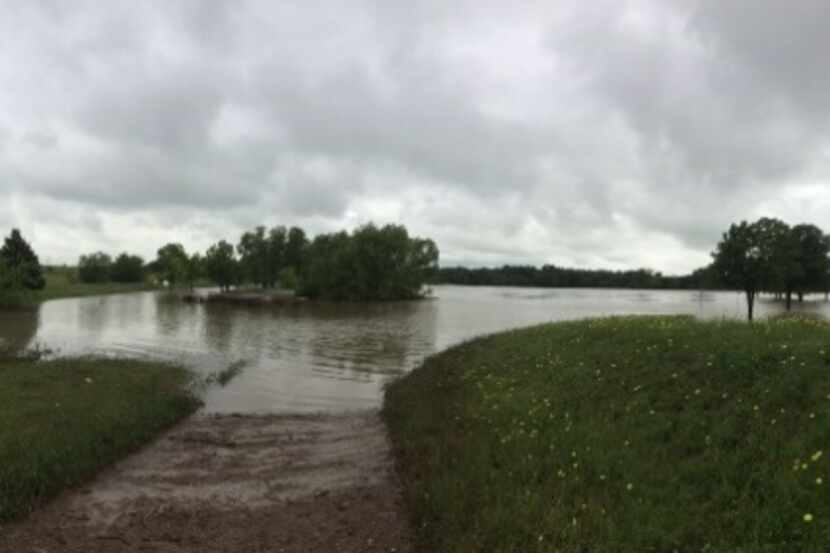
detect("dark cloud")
[1,0,829,271]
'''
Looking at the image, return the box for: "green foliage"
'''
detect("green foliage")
[385,316,830,553]
[792,224,830,297]
[78,251,113,283]
[0,260,34,307]
[237,225,293,288]
[0,357,199,521]
[110,253,145,283]
[0,229,45,290]
[713,218,830,319]
[184,253,203,290]
[278,266,299,290]
[285,226,308,272]
[156,243,189,287]
[299,223,439,301]
[204,240,237,291]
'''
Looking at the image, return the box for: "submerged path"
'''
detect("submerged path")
[1,412,412,552]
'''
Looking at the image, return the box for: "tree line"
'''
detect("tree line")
[436,265,716,290]
[0,223,439,304]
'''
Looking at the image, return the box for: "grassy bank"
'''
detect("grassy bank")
[384,316,830,552]
[0,357,200,521]
[36,268,157,302]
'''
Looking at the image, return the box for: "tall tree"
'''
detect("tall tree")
[185,253,203,290]
[267,226,287,288]
[712,221,765,321]
[205,240,237,292]
[791,224,829,302]
[237,226,269,287]
[285,227,309,273]
[156,243,189,287]
[0,229,45,290]
[753,217,800,310]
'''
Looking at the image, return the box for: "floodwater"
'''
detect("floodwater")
[0,286,826,414]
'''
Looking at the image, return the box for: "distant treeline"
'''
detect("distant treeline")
[435,265,716,290]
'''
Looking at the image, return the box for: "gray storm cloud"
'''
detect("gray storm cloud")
[1,0,829,271]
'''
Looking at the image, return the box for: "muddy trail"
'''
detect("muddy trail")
[0,412,412,552]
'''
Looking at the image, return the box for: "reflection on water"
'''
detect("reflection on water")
[0,286,827,413]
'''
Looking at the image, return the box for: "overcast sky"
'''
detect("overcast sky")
[2,1,830,273]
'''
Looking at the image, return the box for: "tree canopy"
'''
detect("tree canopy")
[204,241,236,292]
[712,217,830,320]
[0,229,45,290]
[299,223,439,301]
[78,252,113,284]
[156,243,189,287]
[111,253,145,283]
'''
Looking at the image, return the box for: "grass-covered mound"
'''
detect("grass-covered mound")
[384,316,830,552]
[0,357,200,521]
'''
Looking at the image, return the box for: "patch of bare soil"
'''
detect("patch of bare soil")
[0,412,412,552]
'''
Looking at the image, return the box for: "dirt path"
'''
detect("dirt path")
[0,412,412,552]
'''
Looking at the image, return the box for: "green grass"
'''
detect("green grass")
[384,316,830,552]
[37,268,157,302]
[0,356,200,521]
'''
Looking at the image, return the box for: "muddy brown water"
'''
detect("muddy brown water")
[0,285,823,413]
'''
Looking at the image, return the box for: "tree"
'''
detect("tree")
[205,240,237,292]
[111,253,145,283]
[267,226,287,288]
[0,229,45,290]
[285,227,308,273]
[791,224,829,302]
[78,252,113,283]
[712,221,765,321]
[237,226,270,288]
[156,243,189,287]
[185,253,203,290]
[753,217,800,311]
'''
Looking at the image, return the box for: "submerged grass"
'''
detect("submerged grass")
[384,315,830,552]
[0,357,200,522]
[206,360,247,387]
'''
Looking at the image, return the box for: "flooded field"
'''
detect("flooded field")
[0,286,823,413]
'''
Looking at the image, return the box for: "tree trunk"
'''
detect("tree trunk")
[798,291,804,303]
[746,289,755,322]
[786,290,792,311]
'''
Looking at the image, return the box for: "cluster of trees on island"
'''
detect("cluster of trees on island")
[79,223,440,301]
